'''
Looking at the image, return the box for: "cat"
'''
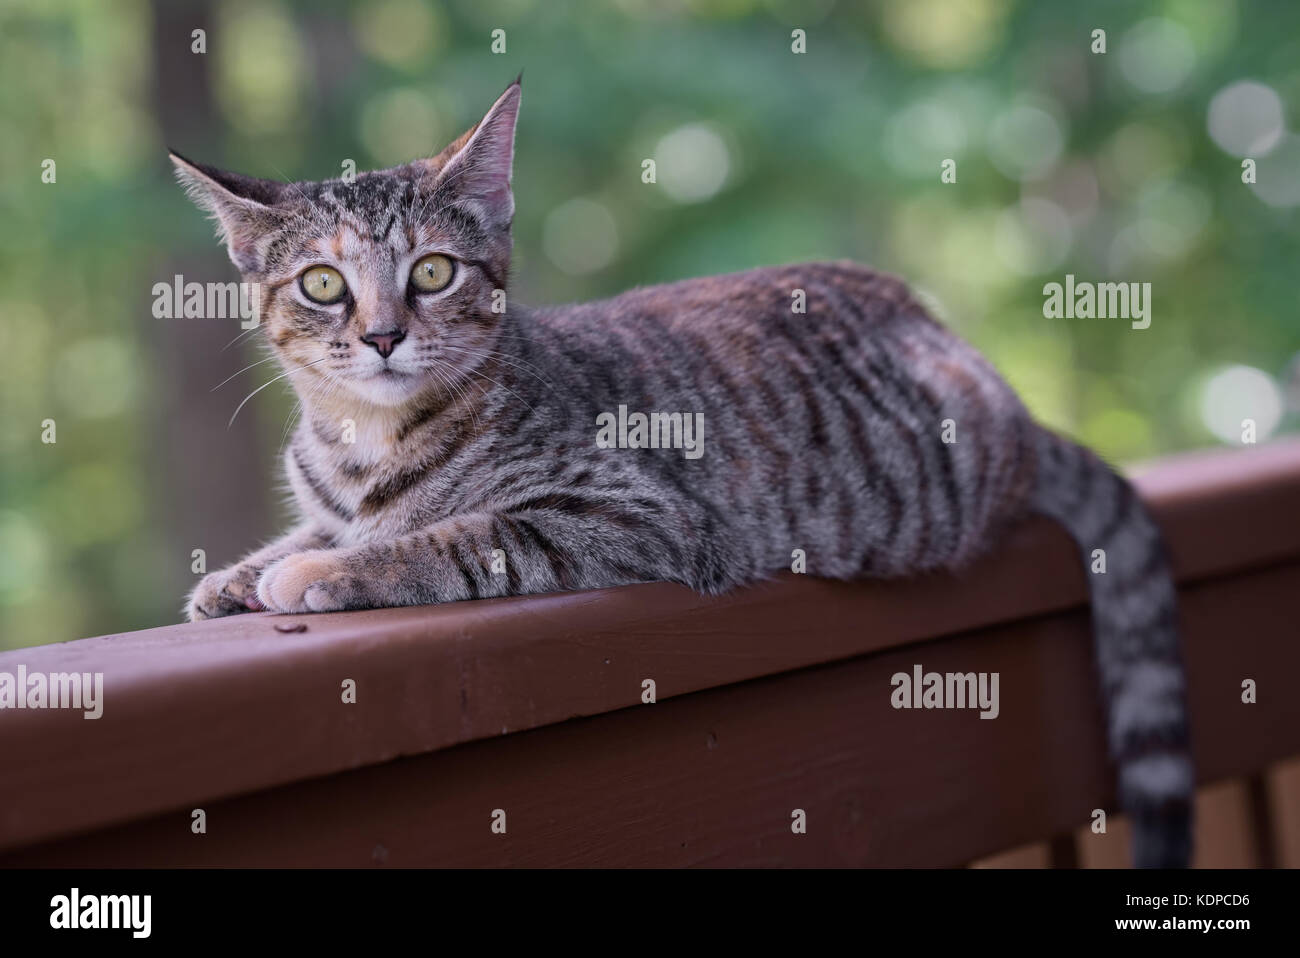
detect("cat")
[172,79,1192,868]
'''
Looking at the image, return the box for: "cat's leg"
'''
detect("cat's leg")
[187,523,333,621]
[255,508,733,614]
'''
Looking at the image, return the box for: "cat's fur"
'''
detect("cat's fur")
[173,80,1193,867]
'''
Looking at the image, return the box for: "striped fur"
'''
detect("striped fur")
[1030,430,1193,867]
[175,79,1192,866]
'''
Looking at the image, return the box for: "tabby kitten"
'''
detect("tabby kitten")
[174,80,1192,867]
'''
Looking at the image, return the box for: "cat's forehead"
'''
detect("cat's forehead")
[300,171,418,231]
[260,172,426,272]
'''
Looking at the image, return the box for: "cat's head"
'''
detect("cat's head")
[171,79,520,409]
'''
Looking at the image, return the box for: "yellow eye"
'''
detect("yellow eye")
[410,254,454,293]
[300,266,347,304]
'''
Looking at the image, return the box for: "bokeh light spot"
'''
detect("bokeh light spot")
[216,0,306,135]
[654,124,731,203]
[880,0,1009,69]
[355,0,444,69]
[543,198,619,275]
[885,99,968,178]
[360,88,442,164]
[1118,19,1196,94]
[1207,81,1284,156]
[1200,365,1283,444]
[986,101,1064,182]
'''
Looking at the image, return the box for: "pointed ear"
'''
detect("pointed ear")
[169,150,288,273]
[423,79,521,227]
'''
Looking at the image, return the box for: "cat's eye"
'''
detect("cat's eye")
[410,254,454,293]
[300,266,347,304]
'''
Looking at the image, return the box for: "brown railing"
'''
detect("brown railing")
[2,439,1298,867]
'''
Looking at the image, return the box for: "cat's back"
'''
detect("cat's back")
[530,261,929,342]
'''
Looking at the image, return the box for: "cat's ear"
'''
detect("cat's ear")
[169,150,287,273]
[423,78,521,227]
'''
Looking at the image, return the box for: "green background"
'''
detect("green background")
[1,0,1297,648]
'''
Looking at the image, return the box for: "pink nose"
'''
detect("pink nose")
[360,329,405,358]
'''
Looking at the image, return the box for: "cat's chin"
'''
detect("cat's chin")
[341,369,431,408]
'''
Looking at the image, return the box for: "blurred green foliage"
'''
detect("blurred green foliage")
[0,0,1296,647]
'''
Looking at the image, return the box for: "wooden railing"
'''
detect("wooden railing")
[2,439,1298,867]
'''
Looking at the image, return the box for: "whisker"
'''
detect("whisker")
[228,358,331,430]
[280,370,339,455]
[437,343,554,390]
[425,359,485,436]
[220,323,266,353]
[461,361,537,415]
[210,354,279,392]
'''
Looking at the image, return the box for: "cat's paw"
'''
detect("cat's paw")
[257,550,359,614]
[188,562,268,621]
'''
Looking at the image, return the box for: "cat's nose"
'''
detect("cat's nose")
[360,329,406,358]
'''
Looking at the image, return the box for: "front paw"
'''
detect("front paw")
[188,562,268,621]
[257,550,361,613]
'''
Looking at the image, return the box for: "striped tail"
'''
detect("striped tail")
[1030,427,1193,867]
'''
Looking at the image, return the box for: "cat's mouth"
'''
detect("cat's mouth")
[340,364,430,407]
[359,363,416,380]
